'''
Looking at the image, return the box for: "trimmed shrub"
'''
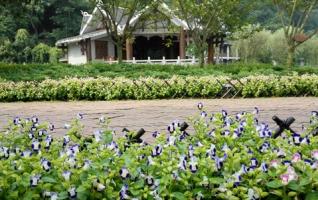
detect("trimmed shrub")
[0,75,317,101]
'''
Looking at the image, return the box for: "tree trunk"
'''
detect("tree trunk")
[199,49,205,67]
[116,41,123,64]
[207,43,215,65]
[287,46,295,70]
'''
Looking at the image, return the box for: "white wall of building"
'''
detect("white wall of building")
[91,40,96,59]
[108,41,115,58]
[68,43,87,65]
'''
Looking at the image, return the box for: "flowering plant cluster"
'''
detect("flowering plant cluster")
[1,105,318,199]
[0,75,318,101]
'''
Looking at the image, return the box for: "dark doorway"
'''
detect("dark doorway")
[133,36,179,60]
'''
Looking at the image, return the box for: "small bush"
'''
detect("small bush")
[32,43,50,63]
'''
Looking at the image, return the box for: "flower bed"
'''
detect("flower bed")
[1,105,318,199]
[0,75,318,101]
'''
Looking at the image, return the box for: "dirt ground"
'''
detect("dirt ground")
[0,97,317,142]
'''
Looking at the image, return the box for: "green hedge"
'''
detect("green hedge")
[1,62,318,82]
[0,75,318,101]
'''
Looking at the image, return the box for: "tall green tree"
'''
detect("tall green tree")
[173,0,249,67]
[273,0,318,68]
[90,0,152,63]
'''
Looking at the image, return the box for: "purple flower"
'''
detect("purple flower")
[0,147,9,159]
[152,145,162,157]
[21,150,32,157]
[28,132,34,140]
[120,167,130,179]
[38,129,47,137]
[178,155,187,170]
[62,171,71,181]
[189,157,198,173]
[282,160,291,166]
[167,135,176,146]
[270,160,279,168]
[233,173,242,187]
[147,156,154,165]
[222,130,230,136]
[99,115,106,123]
[197,102,204,110]
[67,155,77,168]
[304,159,313,166]
[94,130,102,142]
[259,141,270,153]
[63,136,70,146]
[68,187,77,199]
[292,133,302,145]
[292,153,302,163]
[195,192,204,200]
[31,140,41,152]
[250,158,258,168]
[275,149,286,158]
[77,113,84,119]
[13,117,21,125]
[201,111,207,118]
[167,124,175,133]
[146,176,154,186]
[301,136,310,145]
[312,150,318,160]
[312,111,318,117]
[253,107,259,115]
[30,125,37,132]
[31,116,39,124]
[41,158,51,172]
[93,180,106,192]
[107,141,118,151]
[30,175,41,187]
[188,144,194,157]
[83,160,91,170]
[260,162,268,172]
[64,123,71,129]
[48,123,55,131]
[206,144,216,158]
[222,110,228,117]
[280,167,298,185]
[45,136,53,150]
[119,184,129,200]
[248,188,260,200]
[207,129,216,137]
[152,131,160,138]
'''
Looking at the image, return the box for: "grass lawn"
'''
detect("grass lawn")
[0,62,317,82]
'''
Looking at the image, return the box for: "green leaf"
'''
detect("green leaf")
[42,176,57,183]
[210,177,224,184]
[299,177,311,186]
[306,192,318,200]
[58,191,68,200]
[171,192,186,200]
[288,180,303,192]
[266,180,284,189]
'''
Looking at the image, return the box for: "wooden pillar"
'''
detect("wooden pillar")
[126,39,133,60]
[86,39,92,62]
[207,43,215,64]
[179,28,186,59]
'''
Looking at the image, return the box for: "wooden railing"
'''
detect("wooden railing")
[103,56,240,65]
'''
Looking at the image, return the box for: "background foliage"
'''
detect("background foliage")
[0,0,317,65]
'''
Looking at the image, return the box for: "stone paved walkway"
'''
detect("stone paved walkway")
[0,97,317,142]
